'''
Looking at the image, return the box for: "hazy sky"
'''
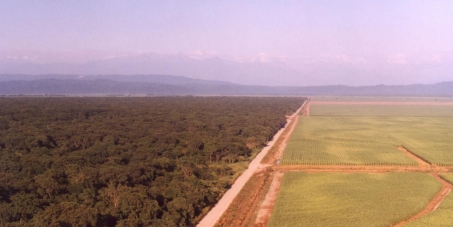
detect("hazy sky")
[1,0,453,85]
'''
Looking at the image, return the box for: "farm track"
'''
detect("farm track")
[198,101,306,227]
[311,101,453,105]
[393,174,453,227]
[250,100,453,227]
[252,100,310,226]
[397,146,431,167]
[254,172,284,226]
[261,100,309,165]
[273,165,449,173]
[274,103,306,161]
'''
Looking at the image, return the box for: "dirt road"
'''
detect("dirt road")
[254,172,284,226]
[393,174,453,227]
[312,101,453,105]
[255,151,451,226]
[251,101,452,226]
[207,99,452,226]
[196,101,306,227]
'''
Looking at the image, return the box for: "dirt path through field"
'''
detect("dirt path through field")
[311,101,453,105]
[249,100,453,227]
[275,99,310,160]
[260,100,308,166]
[197,101,306,227]
[254,171,284,226]
[393,174,453,227]
[273,164,449,173]
[274,105,304,161]
[397,146,431,167]
[303,98,311,116]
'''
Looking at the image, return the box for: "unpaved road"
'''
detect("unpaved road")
[393,174,453,227]
[261,100,308,165]
[273,165,449,173]
[197,102,305,227]
[250,101,452,226]
[397,146,430,167]
[254,172,284,226]
[257,151,452,226]
[274,105,304,161]
[312,101,453,105]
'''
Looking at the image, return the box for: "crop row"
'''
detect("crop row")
[282,116,453,166]
[268,172,443,227]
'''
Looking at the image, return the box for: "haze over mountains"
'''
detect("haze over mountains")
[1,74,453,96]
[0,51,310,86]
[1,50,453,96]
[2,50,453,87]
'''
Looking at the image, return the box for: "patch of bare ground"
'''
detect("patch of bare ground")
[311,101,453,105]
[393,174,453,227]
[214,169,273,227]
[254,171,284,226]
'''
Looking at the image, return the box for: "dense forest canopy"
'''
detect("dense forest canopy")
[0,97,305,226]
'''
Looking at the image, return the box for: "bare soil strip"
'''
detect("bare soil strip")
[396,146,431,167]
[212,99,453,227]
[303,98,311,116]
[393,174,453,227]
[275,99,309,161]
[254,171,284,226]
[275,108,303,161]
[273,165,449,173]
[261,100,307,165]
[215,170,274,227]
[197,102,305,227]
[311,101,453,105]
[271,146,450,227]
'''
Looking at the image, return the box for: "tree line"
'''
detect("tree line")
[0,96,305,226]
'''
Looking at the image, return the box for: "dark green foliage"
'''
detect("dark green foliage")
[0,97,304,226]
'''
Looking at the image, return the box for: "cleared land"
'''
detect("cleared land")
[282,117,418,165]
[312,96,453,103]
[282,104,453,166]
[268,172,442,227]
[200,102,305,227]
[215,99,453,227]
[310,104,453,117]
[262,100,453,227]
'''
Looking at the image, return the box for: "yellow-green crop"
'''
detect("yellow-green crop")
[283,104,453,165]
[404,174,453,227]
[268,172,442,227]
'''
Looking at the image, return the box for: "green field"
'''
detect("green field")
[404,174,453,227]
[312,96,453,103]
[268,172,442,227]
[441,173,453,184]
[282,117,418,165]
[310,104,453,117]
[282,104,453,165]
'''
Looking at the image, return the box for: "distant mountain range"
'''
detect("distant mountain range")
[1,74,453,96]
[2,51,453,86]
[0,53,309,86]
